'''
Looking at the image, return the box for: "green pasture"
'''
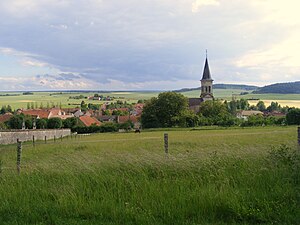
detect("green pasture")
[0,90,300,110]
[0,91,159,110]
[0,126,299,224]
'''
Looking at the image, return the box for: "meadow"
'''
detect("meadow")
[0,126,299,224]
[1,89,300,110]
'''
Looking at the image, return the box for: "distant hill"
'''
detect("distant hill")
[175,84,258,92]
[253,81,300,94]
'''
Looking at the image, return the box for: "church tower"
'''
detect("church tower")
[200,51,214,101]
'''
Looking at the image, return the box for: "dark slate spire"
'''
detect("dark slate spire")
[201,51,212,80]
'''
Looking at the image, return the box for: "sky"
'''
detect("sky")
[0,0,299,91]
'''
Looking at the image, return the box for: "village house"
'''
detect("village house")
[0,113,13,123]
[98,115,117,122]
[79,115,102,127]
[21,108,74,120]
[117,115,141,129]
[131,103,144,116]
[236,110,264,120]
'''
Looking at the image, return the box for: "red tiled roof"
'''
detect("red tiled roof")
[49,108,62,116]
[113,108,129,112]
[118,115,140,124]
[134,103,144,109]
[79,116,101,127]
[22,109,50,119]
[0,113,13,123]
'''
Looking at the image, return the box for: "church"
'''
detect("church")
[188,53,214,112]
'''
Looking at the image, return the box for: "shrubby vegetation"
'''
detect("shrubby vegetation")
[141,92,296,128]
[141,92,190,128]
[0,105,12,114]
[286,108,300,125]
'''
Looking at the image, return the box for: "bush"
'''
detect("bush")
[63,117,78,129]
[72,123,119,134]
[37,119,48,129]
[47,118,62,129]
[286,108,300,125]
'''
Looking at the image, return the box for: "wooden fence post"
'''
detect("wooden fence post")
[54,135,56,142]
[32,135,35,147]
[298,127,300,148]
[45,136,47,144]
[17,139,22,175]
[164,133,169,154]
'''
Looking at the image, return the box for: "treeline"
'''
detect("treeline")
[1,115,79,130]
[175,84,258,92]
[253,81,300,94]
[0,113,134,134]
[141,92,300,128]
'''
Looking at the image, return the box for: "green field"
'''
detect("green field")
[0,127,299,224]
[0,89,300,110]
[0,92,160,110]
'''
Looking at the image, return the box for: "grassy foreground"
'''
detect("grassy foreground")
[0,127,299,224]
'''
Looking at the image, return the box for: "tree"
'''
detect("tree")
[119,121,134,131]
[141,92,189,128]
[47,118,62,129]
[267,102,281,112]
[37,119,47,129]
[81,101,88,111]
[63,117,78,128]
[239,99,249,110]
[141,97,160,128]
[0,106,7,114]
[198,100,235,126]
[228,100,237,115]
[257,101,266,111]
[8,115,23,129]
[286,108,300,125]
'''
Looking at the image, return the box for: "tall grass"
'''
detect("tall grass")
[0,127,299,224]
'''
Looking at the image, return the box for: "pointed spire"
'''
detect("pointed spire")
[201,50,212,80]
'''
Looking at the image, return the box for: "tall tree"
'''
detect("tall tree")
[141,92,189,128]
[257,101,266,111]
[286,108,300,125]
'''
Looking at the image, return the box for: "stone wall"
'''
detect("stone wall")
[0,129,71,145]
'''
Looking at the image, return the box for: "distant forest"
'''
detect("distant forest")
[253,81,300,94]
[175,84,258,92]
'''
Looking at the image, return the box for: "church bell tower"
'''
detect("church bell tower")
[200,51,214,101]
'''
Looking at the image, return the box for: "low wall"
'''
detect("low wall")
[0,129,71,145]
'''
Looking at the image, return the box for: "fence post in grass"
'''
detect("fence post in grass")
[54,135,56,143]
[17,139,22,175]
[61,135,63,142]
[298,127,300,148]
[32,135,35,147]
[164,133,169,154]
[44,136,47,144]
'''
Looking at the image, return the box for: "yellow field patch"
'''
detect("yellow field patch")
[249,100,300,108]
[18,100,36,103]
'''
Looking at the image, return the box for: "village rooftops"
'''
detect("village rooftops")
[0,113,13,123]
[79,116,101,127]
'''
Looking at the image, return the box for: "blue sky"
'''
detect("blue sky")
[0,0,299,91]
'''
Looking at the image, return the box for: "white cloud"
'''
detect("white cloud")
[192,0,220,12]
[0,1,300,90]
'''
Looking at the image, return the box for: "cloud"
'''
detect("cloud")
[0,0,299,90]
[192,0,220,12]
